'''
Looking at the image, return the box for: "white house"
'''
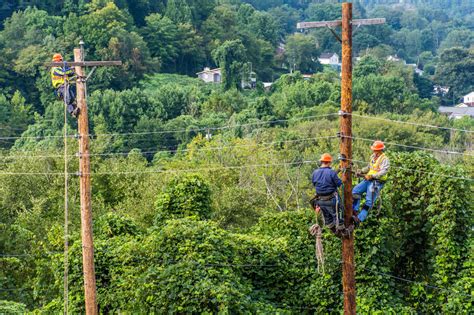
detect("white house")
[463,92,474,106]
[196,67,221,83]
[318,53,339,65]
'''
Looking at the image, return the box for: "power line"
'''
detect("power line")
[0,113,339,141]
[351,113,474,134]
[348,158,473,181]
[0,157,471,181]
[0,136,338,161]
[345,135,473,156]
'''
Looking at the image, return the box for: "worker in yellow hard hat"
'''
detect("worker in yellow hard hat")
[352,141,390,224]
[310,153,344,234]
[51,53,79,117]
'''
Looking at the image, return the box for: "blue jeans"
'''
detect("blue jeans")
[55,84,76,114]
[352,180,384,222]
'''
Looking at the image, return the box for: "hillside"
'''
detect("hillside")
[0,0,473,313]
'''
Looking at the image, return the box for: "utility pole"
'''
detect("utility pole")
[47,42,121,315]
[297,3,385,314]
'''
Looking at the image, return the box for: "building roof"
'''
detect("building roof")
[464,92,474,98]
[196,67,221,75]
[319,53,337,59]
[439,106,474,118]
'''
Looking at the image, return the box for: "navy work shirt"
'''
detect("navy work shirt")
[312,167,342,196]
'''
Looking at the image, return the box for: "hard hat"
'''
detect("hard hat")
[52,53,63,62]
[370,141,385,151]
[320,153,333,163]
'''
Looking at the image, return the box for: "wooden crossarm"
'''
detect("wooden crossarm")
[297,18,385,29]
[45,61,122,67]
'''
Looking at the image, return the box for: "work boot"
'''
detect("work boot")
[71,106,80,118]
[352,213,361,228]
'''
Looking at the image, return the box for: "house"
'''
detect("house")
[433,85,450,97]
[196,67,221,84]
[463,92,474,106]
[387,55,402,63]
[196,67,257,89]
[318,53,339,65]
[439,106,474,119]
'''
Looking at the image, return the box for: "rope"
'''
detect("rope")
[62,78,69,315]
[309,209,325,274]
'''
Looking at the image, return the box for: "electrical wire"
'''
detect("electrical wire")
[0,157,471,181]
[0,113,339,141]
[344,135,473,156]
[0,136,338,161]
[350,113,474,133]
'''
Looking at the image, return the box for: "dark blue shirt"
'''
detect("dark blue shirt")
[312,167,342,196]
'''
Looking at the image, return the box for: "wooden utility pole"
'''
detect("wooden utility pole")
[74,47,97,315]
[47,42,121,315]
[297,3,385,314]
[340,4,356,313]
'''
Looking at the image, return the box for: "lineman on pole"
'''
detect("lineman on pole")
[352,141,390,224]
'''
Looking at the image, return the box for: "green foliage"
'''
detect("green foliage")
[0,1,472,313]
[435,48,474,103]
[0,300,27,313]
[212,39,248,90]
[284,34,322,74]
[155,174,212,224]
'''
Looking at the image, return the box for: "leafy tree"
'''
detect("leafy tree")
[212,39,248,90]
[354,55,383,77]
[439,29,474,51]
[434,47,474,103]
[284,34,321,74]
[155,174,212,224]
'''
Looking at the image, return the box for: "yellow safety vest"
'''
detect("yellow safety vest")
[367,153,388,181]
[51,67,74,88]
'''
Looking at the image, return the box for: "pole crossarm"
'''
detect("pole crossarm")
[45,61,122,67]
[297,18,385,30]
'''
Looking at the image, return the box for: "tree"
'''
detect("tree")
[439,29,474,51]
[212,40,248,90]
[284,34,321,74]
[435,48,474,103]
[354,55,383,78]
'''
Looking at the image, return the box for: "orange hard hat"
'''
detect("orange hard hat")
[370,141,385,151]
[52,53,63,62]
[320,153,333,163]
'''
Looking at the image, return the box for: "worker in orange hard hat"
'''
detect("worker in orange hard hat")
[310,153,344,235]
[352,140,390,225]
[51,53,79,118]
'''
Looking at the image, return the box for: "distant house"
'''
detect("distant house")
[439,106,474,119]
[433,85,450,97]
[197,67,221,84]
[387,55,402,63]
[196,67,257,89]
[318,53,339,65]
[463,92,474,106]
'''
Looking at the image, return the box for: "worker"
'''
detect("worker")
[51,53,79,117]
[311,153,344,234]
[352,141,389,224]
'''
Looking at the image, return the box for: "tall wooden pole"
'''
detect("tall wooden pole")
[73,48,98,315]
[340,3,356,315]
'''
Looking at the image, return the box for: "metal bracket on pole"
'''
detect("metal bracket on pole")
[338,110,349,117]
[327,25,342,43]
[75,171,82,177]
[352,23,362,35]
[85,66,97,82]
